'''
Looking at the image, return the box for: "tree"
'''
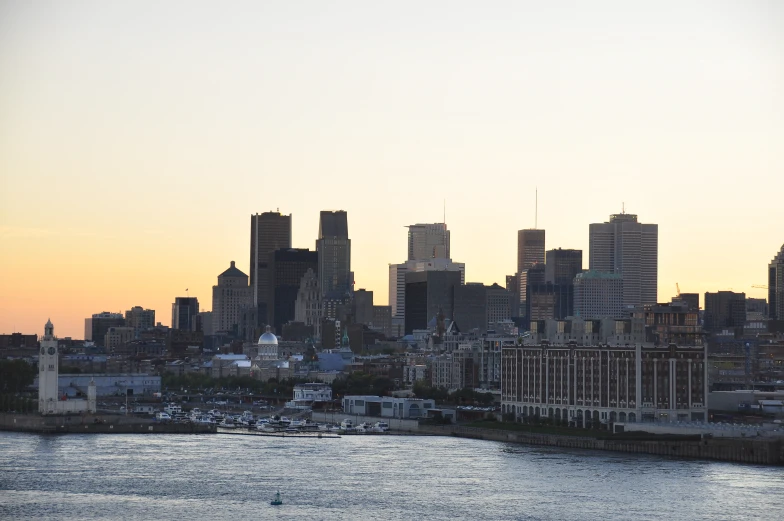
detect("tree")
[0,360,36,393]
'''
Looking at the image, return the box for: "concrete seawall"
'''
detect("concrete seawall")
[419,425,784,466]
[0,413,216,434]
[311,412,420,431]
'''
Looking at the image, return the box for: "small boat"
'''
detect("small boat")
[270,491,282,506]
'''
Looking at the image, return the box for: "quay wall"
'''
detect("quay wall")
[419,425,783,466]
[0,413,215,434]
[311,412,420,432]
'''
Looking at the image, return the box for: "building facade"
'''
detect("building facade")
[389,258,465,321]
[770,244,784,321]
[545,248,583,285]
[212,261,252,335]
[268,248,318,334]
[573,270,625,319]
[517,229,545,273]
[316,210,351,298]
[404,270,462,334]
[589,213,658,309]
[501,342,707,426]
[407,222,450,261]
[171,297,199,331]
[84,312,125,347]
[294,268,321,339]
[704,291,747,336]
[250,211,292,325]
[125,306,155,336]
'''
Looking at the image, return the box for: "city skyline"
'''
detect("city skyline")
[1,2,782,338]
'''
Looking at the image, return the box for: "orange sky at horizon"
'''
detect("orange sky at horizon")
[1,1,782,338]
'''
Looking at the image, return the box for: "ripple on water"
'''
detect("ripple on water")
[1,432,783,521]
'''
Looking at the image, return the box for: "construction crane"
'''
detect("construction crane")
[752,285,768,290]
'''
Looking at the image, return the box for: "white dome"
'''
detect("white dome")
[258,326,278,346]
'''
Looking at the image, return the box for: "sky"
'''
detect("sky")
[1,1,782,339]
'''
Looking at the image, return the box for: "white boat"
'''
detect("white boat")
[155,412,171,422]
[373,422,390,433]
[339,419,354,430]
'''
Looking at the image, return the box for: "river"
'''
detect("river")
[0,432,781,520]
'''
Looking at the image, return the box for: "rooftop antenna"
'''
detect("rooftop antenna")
[535,187,538,229]
[622,202,625,214]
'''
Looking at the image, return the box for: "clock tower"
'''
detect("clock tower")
[39,319,59,415]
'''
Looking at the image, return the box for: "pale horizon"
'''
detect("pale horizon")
[1,1,782,338]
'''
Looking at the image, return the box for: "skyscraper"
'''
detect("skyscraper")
[268,248,318,334]
[316,210,351,298]
[389,259,465,320]
[172,297,199,331]
[704,291,746,336]
[212,261,252,335]
[769,244,784,320]
[589,213,658,309]
[517,229,545,273]
[250,212,292,324]
[404,270,462,334]
[407,223,450,261]
[545,248,583,285]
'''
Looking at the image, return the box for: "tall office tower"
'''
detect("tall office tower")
[353,289,374,326]
[389,259,465,320]
[573,271,625,319]
[316,211,351,298]
[704,291,747,336]
[770,244,784,320]
[294,268,321,338]
[212,261,252,335]
[407,223,450,261]
[517,263,546,318]
[589,213,658,309]
[267,248,318,334]
[404,270,462,334]
[171,297,199,331]
[517,229,545,273]
[545,249,583,285]
[125,306,155,337]
[250,212,292,324]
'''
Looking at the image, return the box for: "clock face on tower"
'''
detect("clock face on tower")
[48,347,56,355]
[41,347,46,355]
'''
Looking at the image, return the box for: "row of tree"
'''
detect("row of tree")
[412,381,494,405]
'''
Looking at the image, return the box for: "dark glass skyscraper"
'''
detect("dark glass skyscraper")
[316,211,351,298]
[268,248,318,334]
[250,212,292,324]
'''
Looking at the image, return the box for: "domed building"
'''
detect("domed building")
[257,326,279,360]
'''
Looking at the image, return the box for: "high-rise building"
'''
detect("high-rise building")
[294,268,321,339]
[407,223,450,261]
[589,213,658,309]
[526,283,573,323]
[389,258,465,320]
[316,211,351,298]
[545,249,583,286]
[517,229,545,273]
[125,306,155,336]
[404,270,462,334]
[453,283,487,333]
[704,291,747,336]
[573,271,625,319]
[268,248,318,334]
[250,212,292,325]
[212,261,252,335]
[517,263,545,318]
[84,312,125,347]
[353,289,374,326]
[769,244,784,320]
[171,297,199,331]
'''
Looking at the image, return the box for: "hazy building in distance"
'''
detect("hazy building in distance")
[317,211,351,298]
[526,283,573,323]
[353,288,374,326]
[704,291,747,336]
[770,244,784,320]
[389,258,465,321]
[545,249,583,285]
[171,297,199,331]
[453,283,487,333]
[408,223,450,261]
[517,263,546,318]
[84,312,125,347]
[294,268,321,339]
[486,283,513,330]
[517,229,545,272]
[589,212,658,309]
[212,261,252,335]
[573,271,625,320]
[125,306,155,336]
[404,270,462,334]
[268,248,318,334]
[193,311,213,336]
[104,326,134,352]
[250,211,292,325]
